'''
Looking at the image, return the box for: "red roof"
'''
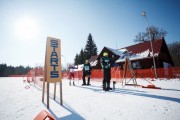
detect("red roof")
[93,37,173,69]
[121,38,164,57]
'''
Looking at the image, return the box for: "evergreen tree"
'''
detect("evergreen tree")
[168,41,180,66]
[74,33,98,64]
[79,49,86,64]
[0,64,7,77]
[74,49,86,64]
[74,54,79,65]
[84,33,98,59]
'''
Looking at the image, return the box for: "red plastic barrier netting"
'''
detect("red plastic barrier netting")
[26,67,44,88]
[26,67,180,89]
[156,67,180,78]
[63,67,180,79]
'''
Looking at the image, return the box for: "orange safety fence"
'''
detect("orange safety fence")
[63,67,180,80]
[27,67,180,89]
[26,67,44,88]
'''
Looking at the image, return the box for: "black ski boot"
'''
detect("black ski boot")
[87,77,91,85]
[103,83,106,91]
[82,83,86,86]
[106,84,112,91]
[73,81,75,86]
[69,81,71,86]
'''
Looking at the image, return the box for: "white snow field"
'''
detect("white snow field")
[0,77,180,120]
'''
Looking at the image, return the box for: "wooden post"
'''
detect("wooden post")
[42,78,45,102]
[122,58,128,86]
[47,83,49,109]
[60,80,63,105]
[122,58,137,87]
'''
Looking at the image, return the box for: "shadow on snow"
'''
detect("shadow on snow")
[42,98,85,120]
[76,84,180,103]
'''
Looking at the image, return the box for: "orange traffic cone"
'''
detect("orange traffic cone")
[33,110,55,120]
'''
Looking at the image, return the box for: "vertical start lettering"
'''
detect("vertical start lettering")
[50,39,59,78]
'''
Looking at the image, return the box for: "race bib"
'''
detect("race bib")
[84,66,90,71]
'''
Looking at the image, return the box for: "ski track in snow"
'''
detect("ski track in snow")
[0,77,180,120]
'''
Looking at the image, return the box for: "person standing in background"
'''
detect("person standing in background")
[101,52,113,91]
[69,65,78,86]
[82,60,92,85]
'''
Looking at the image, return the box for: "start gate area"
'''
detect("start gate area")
[27,67,180,86]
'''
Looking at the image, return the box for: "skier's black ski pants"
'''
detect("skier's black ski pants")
[103,68,111,87]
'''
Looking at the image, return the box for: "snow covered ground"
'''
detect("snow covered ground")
[0,77,180,120]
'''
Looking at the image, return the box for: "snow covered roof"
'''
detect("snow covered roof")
[105,47,127,57]
[116,39,164,62]
[74,64,83,71]
[116,49,151,62]
[90,60,98,67]
[101,38,164,63]
[121,39,163,56]
[74,61,98,71]
[83,38,165,69]
[104,47,150,63]
[88,55,99,67]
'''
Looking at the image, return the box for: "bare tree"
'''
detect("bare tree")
[134,26,167,43]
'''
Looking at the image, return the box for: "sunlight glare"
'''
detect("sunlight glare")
[14,16,39,41]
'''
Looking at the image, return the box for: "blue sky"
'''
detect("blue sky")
[0,0,180,67]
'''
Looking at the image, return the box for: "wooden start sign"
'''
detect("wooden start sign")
[44,37,62,83]
[42,37,63,108]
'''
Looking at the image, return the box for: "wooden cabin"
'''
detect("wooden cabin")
[89,38,174,69]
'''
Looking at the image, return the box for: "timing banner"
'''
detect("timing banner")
[44,37,62,83]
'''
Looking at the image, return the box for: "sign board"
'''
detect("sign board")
[44,37,62,83]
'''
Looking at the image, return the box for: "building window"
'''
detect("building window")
[132,61,141,69]
[163,62,172,68]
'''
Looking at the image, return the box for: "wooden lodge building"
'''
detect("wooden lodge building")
[89,38,174,70]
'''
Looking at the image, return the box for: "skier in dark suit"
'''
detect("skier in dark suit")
[101,52,113,91]
[82,60,92,85]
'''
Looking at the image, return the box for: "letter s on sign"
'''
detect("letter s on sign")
[50,71,59,78]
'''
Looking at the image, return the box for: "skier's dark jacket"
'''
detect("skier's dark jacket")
[101,56,118,69]
[101,56,111,69]
[83,63,92,75]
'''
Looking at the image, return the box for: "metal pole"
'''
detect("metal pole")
[141,11,158,79]
[61,55,67,71]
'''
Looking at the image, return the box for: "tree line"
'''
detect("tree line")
[0,64,31,77]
